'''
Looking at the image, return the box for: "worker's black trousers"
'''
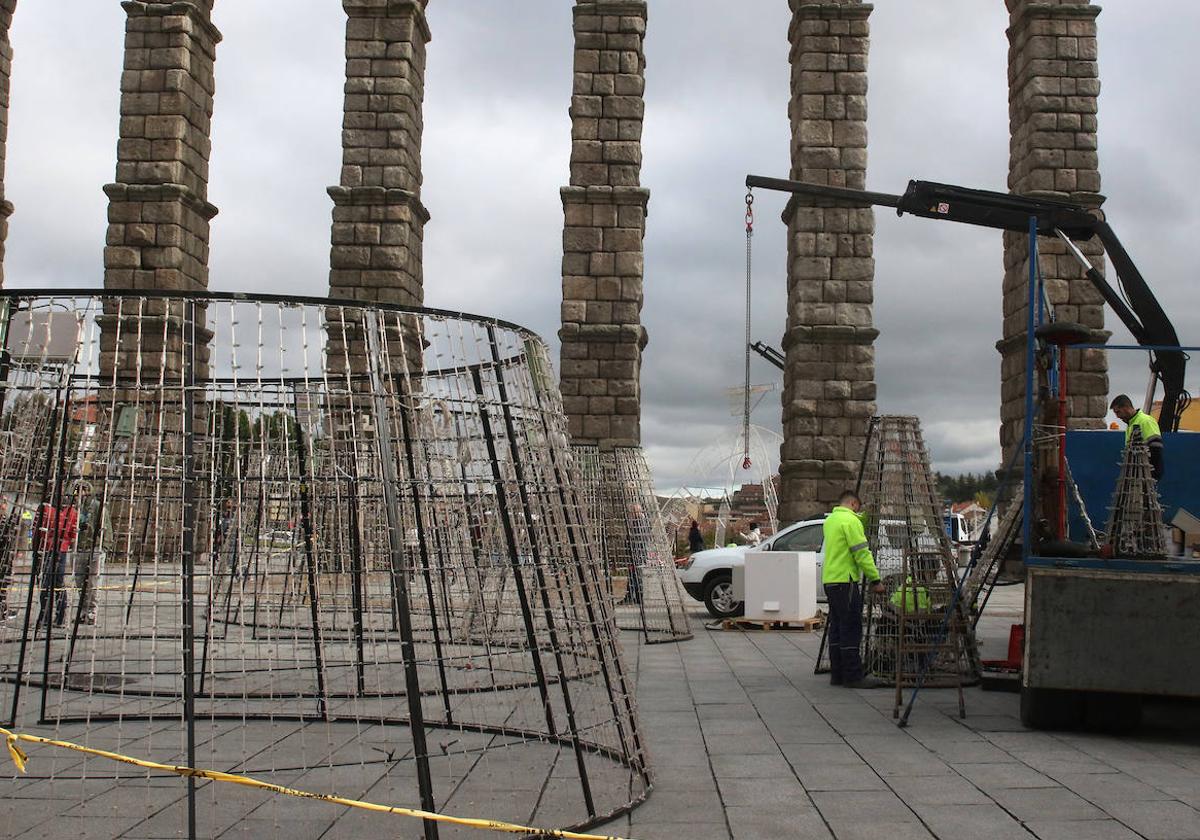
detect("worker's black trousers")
[824,582,865,684]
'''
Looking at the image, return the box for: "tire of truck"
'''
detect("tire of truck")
[1020,685,1084,730]
[702,573,743,620]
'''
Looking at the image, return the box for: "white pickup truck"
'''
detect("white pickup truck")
[675,517,827,619]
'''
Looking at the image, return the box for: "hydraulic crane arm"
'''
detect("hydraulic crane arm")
[745,175,1189,432]
[749,341,785,371]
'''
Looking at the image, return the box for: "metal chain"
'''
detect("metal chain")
[743,190,754,470]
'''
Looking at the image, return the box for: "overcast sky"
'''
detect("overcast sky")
[5,1,1198,493]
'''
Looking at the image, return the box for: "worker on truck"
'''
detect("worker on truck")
[822,490,886,689]
[1110,394,1165,480]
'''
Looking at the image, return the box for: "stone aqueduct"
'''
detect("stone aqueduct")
[0,0,1110,524]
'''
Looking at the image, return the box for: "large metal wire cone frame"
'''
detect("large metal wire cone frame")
[0,289,652,838]
[574,445,694,645]
[857,416,978,712]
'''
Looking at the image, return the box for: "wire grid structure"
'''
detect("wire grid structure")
[0,290,651,840]
[575,446,693,645]
[962,487,1024,615]
[675,423,782,535]
[857,416,977,716]
[1103,428,1167,559]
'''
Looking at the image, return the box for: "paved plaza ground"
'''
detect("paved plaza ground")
[3,587,1200,839]
[604,587,1200,840]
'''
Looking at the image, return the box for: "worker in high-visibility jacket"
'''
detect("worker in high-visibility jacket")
[822,490,886,689]
[1110,394,1165,481]
[890,575,931,612]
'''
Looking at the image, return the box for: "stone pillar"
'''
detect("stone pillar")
[103,0,220,296]
[0,1,15,287]
[99,1,221,563]
[1000,0,1108,471]
[558,1,649,450]
[777,0,876,526]
[328,0,430,308]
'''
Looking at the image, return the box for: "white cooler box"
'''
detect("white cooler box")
[733,551,819,622]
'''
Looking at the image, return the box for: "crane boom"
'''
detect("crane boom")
[745,175,1188,431]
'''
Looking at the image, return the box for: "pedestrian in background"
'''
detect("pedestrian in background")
[37,497,78,628]
[73,482,112,625]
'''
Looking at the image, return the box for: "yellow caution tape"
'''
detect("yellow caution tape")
[0,726,635,840]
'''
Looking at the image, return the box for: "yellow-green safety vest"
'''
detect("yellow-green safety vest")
[890,576,931,612]
[821,506,881,585]
[1125,410,1162,447]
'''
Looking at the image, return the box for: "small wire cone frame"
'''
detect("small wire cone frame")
[0,290,651,839]
[856,417,979,706]
[1103,428,1167,559]
[574,446,693,645]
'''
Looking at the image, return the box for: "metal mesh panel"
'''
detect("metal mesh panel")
[1103,429,1166,559]
[574,446,693,645]
[0,291,650,839]
[857,416,977,710]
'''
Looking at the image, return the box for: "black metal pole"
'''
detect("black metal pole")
[485,326,596,817]
[396,404,454,723]
[180,300,199,840]
[534,407,644,780]
[38,385,73,725]
[8,388,63,725]
[470,365,557,733]
[124,498,152,626]
[345,469,366,696]
[365,312,440,840]
[290,387,329,719]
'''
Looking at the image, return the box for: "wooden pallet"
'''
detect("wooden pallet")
[717,614,825,633]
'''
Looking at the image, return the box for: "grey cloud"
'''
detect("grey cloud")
[3,1,1196,496]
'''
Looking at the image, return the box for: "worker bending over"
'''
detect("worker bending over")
[822,490,886,689]
[1110,394,1165,481]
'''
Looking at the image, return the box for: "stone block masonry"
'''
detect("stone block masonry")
[777,0,877,526]
[103,0,220,298]
[99,0,221,401]
[328,0,430,309]
[0,0,15,288]
[559,1,650,450]
[1000,0,1108,471]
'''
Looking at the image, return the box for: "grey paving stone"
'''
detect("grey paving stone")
[953,761,1060,790]
[651,743,713,768]
[1056,771,1177,804]
[823,818,934,840]
[3,806,54,838]
[717,777,809,808]
[1099,800,1200,840]
[702,733,782,756]
[699,717,778,736]
[885,774,992,806]
[1025,819,1145,840]
[618,820,731,840]
[709,753,792,779]
[627,789,727,824]
[725,804,832,840]
[857,750,957,778]
[911,802,1036,840]
[926,740,1016,764]
[989,786,1107,821]
[795,764,887,792]
[646,770,718,794]
[810,790,914,822]
[778,743,865,767]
